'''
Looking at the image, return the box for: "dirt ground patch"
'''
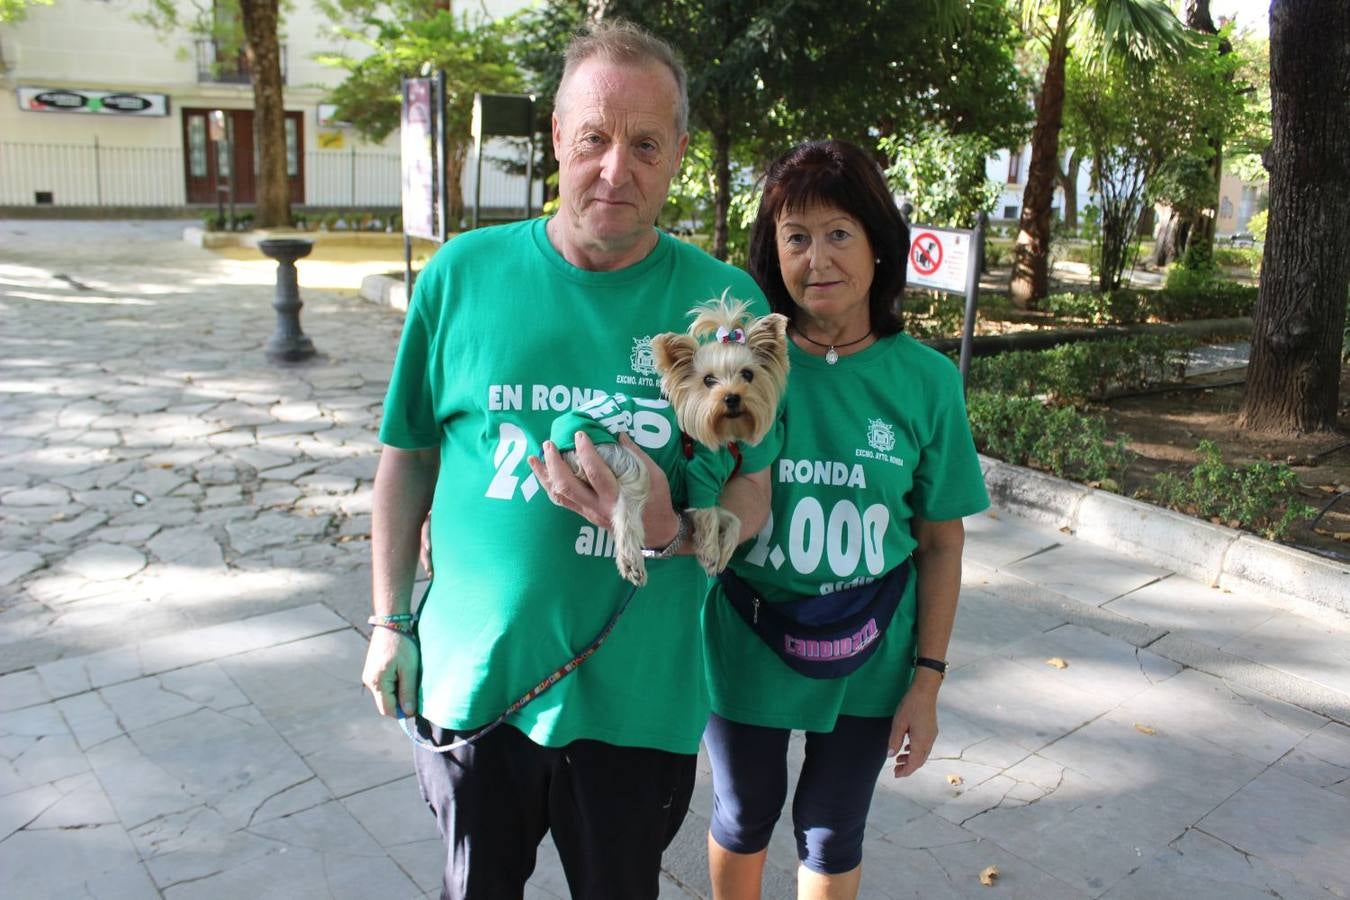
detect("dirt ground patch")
[1100,367,1350,564]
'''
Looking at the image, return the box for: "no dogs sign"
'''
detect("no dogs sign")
[906,228,972,294]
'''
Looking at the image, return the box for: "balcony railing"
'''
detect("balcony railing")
[195,39,287,85]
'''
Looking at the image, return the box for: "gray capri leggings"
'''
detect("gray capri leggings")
[704,712,892,875]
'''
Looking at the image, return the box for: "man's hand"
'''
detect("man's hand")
[361,627,421,719]
[528,432,680,548]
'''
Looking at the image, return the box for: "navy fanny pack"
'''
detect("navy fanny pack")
[717,560,911,679]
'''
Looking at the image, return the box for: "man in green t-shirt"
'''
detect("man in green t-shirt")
[360,20,772,900]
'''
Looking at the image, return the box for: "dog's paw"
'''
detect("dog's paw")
[688,507,726,575]
[616,549,648,587]
[714,507,741,573]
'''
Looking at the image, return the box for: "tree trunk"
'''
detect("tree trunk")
[446,143,465,231]
[1153,209,1174,266]
[1010,36,1068,309]
[239,0,290,229]
[1136,205,1155,240]
[1056,147,1080,232]
[711,108,731,262]
[1180,0,1227,268]
[1238,0,1350,434]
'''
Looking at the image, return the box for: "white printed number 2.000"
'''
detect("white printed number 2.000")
[485,423,539,501]
[745,498,889,577]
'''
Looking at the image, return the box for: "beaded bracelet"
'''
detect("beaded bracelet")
[368,613,417,634]
[370,621,417,637]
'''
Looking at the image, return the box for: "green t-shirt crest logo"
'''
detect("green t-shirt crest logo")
[867,418,896,453]
[630,336,657,376]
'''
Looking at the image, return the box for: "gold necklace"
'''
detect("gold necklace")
[792,326,873,365]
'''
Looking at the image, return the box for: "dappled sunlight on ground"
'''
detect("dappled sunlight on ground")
[207,241,435,293]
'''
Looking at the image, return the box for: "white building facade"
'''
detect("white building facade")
[985,145,1096,227]
[0,0,529,212]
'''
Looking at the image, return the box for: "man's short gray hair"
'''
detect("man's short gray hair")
[557,19,689,136]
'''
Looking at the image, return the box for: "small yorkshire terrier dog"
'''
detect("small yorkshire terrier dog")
[559,298,789,586]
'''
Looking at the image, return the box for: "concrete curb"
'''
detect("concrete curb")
[359,272,408,312]
[980,455,1349,621]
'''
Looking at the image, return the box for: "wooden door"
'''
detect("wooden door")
[182,107,304,205]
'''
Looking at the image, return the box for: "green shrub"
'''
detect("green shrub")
[1138,440,1315,540]
[967,391,1129,486]
[1045,290,1148,324]
[905,293,966,339]
[1247,209,1268,242]
[984,241,1010,268]
[1157,268,1258,319]
[1212,246,1262,274]
[1052,242,1098,266]
[967,335,1194,405]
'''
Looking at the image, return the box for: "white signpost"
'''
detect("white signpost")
[903,215,987,391]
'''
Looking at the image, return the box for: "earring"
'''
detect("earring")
[874,257,881,264]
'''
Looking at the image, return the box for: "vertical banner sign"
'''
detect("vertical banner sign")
[401,78,437,241]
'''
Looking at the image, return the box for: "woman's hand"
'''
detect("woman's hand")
[889,671,942,777]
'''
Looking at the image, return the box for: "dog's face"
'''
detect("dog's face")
[651,298,790,449]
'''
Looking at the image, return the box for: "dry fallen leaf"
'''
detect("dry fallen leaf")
[1046,657,1069,669]
[946,773,964,786]
[1134,723,1157,736]
[979,865,1000,886]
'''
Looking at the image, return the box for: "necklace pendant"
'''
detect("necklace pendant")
[825,346,839,365]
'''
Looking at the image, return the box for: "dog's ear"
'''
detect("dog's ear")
[747,313,789,363]
[651,333,697,377]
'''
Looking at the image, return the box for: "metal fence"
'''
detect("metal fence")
[0,140,540,211]
[305,148,401,207]
[0,141,187,206]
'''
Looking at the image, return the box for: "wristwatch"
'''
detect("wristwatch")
[914,657,948,678]
[642,510,692,559]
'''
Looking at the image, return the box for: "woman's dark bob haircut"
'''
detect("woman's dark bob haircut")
[747,139,910,336]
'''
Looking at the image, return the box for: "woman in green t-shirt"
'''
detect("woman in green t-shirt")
[702,139,990,899]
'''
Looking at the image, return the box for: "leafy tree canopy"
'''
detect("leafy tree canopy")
[0,0,53,24]
[315,9,522,144]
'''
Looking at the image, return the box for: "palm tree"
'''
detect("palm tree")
[1009,0,1190,308]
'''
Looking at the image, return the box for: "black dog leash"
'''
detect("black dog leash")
[396,581,641,753]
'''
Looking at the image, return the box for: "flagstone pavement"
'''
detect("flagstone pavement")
[1,220,1347,899]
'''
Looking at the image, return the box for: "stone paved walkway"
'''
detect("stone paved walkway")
[2,220,1347,899]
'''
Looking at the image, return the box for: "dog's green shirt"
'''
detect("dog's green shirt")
[380,217,771,754]
[549,394,781,511]
[705,333,989,732]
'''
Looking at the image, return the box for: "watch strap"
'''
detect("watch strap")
[915,656,948,677]
[642,510,691,559]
